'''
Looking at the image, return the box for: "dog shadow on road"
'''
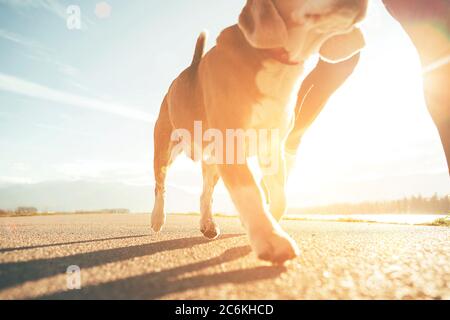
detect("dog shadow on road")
[0,234,286,299]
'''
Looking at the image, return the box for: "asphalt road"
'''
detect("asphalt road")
[0,214,449,300]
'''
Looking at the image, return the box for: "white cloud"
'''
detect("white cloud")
[0,176,37,185]
[0,0,95,28]
[34,122,96,138]
[0,0,68,20]
[0,72,155,123]
[0,28,41,48]
[55,160,144,180]
[0,28,81,77]
[11,162,29,171]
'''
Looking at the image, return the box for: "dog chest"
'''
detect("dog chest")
[250,60,304,129]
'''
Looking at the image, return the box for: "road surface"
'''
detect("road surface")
[0,214,449,299]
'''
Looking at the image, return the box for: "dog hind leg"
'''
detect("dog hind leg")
[200,162,221,239]
[151,98,178,232]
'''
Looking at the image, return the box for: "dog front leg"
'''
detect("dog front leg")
[260,151,287,221]
[217,162,299,264]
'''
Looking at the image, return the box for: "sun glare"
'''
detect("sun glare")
[286,2,447,207]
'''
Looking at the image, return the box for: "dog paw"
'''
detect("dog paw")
[151,212,165,233]
[250,229,300,264]
[200,219,220,239]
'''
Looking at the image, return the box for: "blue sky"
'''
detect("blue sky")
[0,0,241,183]
[0,0,448,211]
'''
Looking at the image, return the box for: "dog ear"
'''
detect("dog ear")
[238,0,288,49]
[319,27,365,63]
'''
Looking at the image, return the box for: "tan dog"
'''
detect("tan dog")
[152,0,368,263]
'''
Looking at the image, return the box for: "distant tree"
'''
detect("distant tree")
[292,195,450,215]
[15,207,38,215]
[101,209,131,214]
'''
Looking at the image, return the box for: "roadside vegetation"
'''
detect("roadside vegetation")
[426,216,450,227]
[0,208,131,217]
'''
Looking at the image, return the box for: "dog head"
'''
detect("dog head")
[238,0,368,62]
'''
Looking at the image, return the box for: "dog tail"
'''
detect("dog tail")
[191,31,207,66]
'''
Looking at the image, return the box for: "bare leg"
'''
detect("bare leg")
[422,64,450,173]
[382,0,450,173]
[151,98,178,232]
[200,162,221,239]
[217,162,299,263]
